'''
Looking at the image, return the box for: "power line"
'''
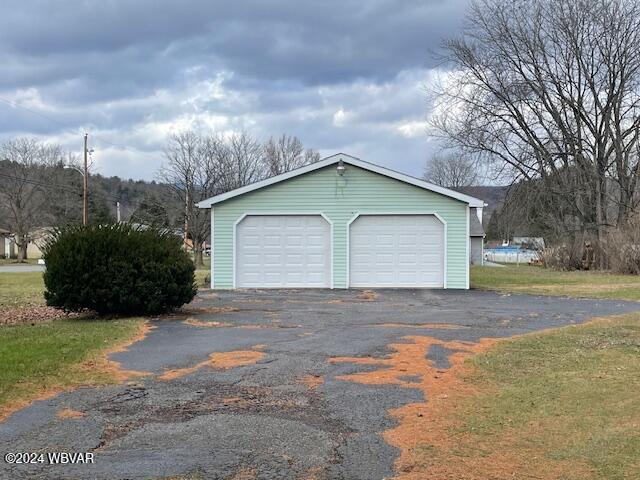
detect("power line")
[0,172,83,196]
[0,95,162,161]
[0,95,79,132]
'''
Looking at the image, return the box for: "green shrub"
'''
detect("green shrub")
[42,224,196,316]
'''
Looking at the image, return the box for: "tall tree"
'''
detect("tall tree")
[431,0,640,251]
[264,134,320,176]
[158,132,214,267]
[212,132,266,192]
[0,138,66,260]
[423,152,478,188]
[158,130,321,265]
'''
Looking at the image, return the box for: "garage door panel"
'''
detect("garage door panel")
[398,253,417,264]
[349,215,444,288]
[237,215,331,288]
[286,235,303,246]
[376,253,394,264]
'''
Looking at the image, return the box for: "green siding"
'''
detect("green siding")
[212,164,469,289]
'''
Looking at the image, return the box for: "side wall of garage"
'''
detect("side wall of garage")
[211,164,469,288]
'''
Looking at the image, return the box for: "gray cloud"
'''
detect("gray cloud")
[0,0,468,179]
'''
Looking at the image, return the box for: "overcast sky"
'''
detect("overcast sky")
[0,0,469,180]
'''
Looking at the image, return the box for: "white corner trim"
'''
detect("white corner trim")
[466,206,470,289]
[210,207,215,289]
[197,153,484,208]
[345,212,448,289]
[231,212,334,289]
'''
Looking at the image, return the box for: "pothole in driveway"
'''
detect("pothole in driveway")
[93,380,353,452]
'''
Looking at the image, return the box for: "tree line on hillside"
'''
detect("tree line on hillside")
[430,0,640,271]
[0,133,319,262]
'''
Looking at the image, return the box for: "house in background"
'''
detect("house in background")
[1,228,11,259]
[469,207,485,265]
[1,227,51,259]
[197,154,484,290]
[512,236,545,250]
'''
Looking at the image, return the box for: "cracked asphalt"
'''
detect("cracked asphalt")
[2,289,639,480]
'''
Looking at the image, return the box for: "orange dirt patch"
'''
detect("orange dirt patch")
[186,306,240,314]
[299,374,324,390]
[158,349,265,381]
[326,289,378,304]
[0,321,152,422]
[233,298,274,304]
[183,318,233,328]
[198,292,218,300]
[81,322,154,383]
[358,289,378,301]
[375,323,468,330]
[240,323,300,329]
[330,335,590,479]
[264,310,281,320]
[304,466,324,480]
[56,408,86,419]
[229,467,257,480]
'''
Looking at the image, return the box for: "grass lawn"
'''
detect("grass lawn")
[472,265,640,301]
[415,313,640,479]
[194,256,210,287]
[0,272,149,419]
[0,317,146,419]
[0,272,45,308]
[0,258,40,265]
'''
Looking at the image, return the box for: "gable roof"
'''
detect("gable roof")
[469,213,485,237]
[197,153,485,208]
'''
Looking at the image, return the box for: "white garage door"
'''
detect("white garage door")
[349,215,444,287]
[236,215,331,288]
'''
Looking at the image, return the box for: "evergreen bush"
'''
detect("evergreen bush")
[42,224,196,315]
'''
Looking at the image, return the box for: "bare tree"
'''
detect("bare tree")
[0,138,66,261]
[158,130,321,266]
[158,132,214,267]
[431,0,640,253]
[210,132,266,192]
[264,134,320,176]
[423,152,478,188]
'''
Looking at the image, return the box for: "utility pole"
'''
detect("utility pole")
[83,133,89,226]
[184,187,190,252]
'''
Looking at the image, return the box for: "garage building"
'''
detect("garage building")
[197,154,484,289]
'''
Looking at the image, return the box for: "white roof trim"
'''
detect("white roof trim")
[197,153,485,208]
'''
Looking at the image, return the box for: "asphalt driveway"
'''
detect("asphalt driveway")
[2,289,639,479]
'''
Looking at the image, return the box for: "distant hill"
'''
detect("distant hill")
[89,174,177,221]
[455,185,510,224]
[0,162,181,231]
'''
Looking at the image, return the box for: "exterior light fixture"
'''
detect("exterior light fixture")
[336,159,346,176]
